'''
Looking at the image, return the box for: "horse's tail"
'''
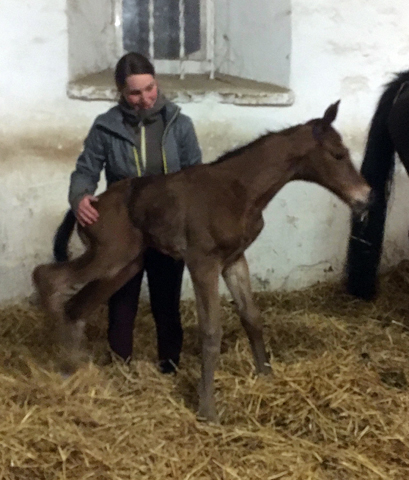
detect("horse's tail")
[346,70,409,300]
[53,209,77,262]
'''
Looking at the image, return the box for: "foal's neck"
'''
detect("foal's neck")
[219,128,306,211]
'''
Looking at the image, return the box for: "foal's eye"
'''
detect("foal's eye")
[334,153,344,160]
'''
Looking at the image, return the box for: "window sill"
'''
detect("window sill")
[67,70,294,106]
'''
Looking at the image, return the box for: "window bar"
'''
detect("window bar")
[207,0,215,79]
[148,0,155,60]
[179,0,185,80]
[113,0,123,59]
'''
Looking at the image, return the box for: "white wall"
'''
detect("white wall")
[67,0,120,81]
[1,0,409,303]
[215,0,291,87]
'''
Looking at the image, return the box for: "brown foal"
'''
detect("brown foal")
[33,101,371,422]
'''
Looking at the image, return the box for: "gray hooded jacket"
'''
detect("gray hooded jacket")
[69,99,202,211]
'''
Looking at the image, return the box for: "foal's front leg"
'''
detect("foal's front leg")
[189,261,222,423]
[222,255,271,374]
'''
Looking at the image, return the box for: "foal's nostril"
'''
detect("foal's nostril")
[353,200,366,215]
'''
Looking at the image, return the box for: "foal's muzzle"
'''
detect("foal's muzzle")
[351,189,374,219]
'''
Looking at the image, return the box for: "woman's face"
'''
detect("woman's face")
[122,74,158,110]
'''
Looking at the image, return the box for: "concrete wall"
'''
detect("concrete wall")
[67,0,120,81]
[1,0,409,303]
[215,0,291,87]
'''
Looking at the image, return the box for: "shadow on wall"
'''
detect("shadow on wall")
[0,129,83,167]
[0,121,263,167]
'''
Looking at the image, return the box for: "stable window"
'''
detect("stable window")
[123,0,206,75]
[67,0,293,106]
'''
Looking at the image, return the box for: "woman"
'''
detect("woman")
[67,52,202,373]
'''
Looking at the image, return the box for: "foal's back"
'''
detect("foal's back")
[126,162,253,259]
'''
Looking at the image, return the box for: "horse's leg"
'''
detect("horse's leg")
[33,251,107,346]
[33,255,97,372]
[33,254,92,326]
[222,255,271,375]
[64,256,144,322]
[33,228,143,316]
[33,248,108,309]
[33,237,144,371]
[51,257,143,371]
[188,260,222,423]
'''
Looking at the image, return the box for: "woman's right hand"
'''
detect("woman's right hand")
[76,195,99,226]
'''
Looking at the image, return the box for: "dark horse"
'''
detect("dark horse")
[33,102,371,422]
[346,71,409,300]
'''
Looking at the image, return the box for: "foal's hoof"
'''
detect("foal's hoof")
[197,405,220,424]
[56,350,87,377]
[258,362,272,375]
[58,360,78,378]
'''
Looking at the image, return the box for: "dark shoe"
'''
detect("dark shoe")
[99,350,131,366]
[159,359,178,374]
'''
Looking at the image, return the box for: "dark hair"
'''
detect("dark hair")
[114,52,155,91]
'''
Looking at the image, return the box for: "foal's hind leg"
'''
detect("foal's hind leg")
[33,240,143,372]
[33,248,109,315]
[64,256,144,322]
[56,258,144,370]
[34,231,143,318]
[33,256,91,327]
[33,257,96,373]
[222,255,271,375]
[33,248,115,340]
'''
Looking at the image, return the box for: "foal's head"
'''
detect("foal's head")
[298,101,371,216]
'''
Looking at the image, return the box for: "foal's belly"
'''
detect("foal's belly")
[206,215,265,263]
[145,224,187,260]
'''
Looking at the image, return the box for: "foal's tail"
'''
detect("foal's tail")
[346,70,409,300]
[53,209,77,262]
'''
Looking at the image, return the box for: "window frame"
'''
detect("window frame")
[117,0,213,76]
[67,0,294,106]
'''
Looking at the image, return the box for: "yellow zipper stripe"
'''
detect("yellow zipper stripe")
[161,109,178,175]
[162,147,168,174]
[133,147,142,177]
[141,125,146,168]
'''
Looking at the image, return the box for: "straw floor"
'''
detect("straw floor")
[1,263,409,479]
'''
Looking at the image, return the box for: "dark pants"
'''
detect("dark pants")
[107,248,185,369]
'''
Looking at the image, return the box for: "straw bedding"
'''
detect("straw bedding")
[1,263,409,479]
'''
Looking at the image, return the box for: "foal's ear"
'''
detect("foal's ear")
[312,100,341,143]
[322,100,340,127]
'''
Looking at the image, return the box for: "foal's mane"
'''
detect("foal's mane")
[211,124,304,165]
